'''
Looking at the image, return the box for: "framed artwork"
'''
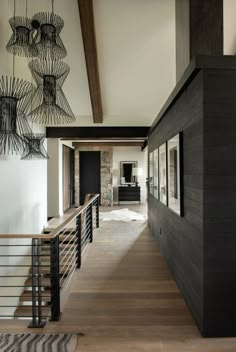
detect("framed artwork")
[120,161,137,185]
[153,148,159,199]
[149,152,154,195]
[159,143,167,205]
[167,133,181,215]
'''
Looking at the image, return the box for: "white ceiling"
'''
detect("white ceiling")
[8,0,176,127]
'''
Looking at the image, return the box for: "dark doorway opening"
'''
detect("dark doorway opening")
[79,151,101,205]
[63,145,75,212]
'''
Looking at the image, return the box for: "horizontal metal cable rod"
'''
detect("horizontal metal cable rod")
[60,260,77,286]
[0,244,42,247]
[58,248,76,258]
[60,263,77,291]
[0,254,50,257]
[0,315,51,318]
[82,227,91,239]
[60,256,77,280]
[81,243,90,255]
[0,305,47,308]
[81,223,91,236]
[0,285,51,288]
[0,264,50,267]
[81,229,91,242]
[59,243,78,257]
[60,247,77,265]
[60,257,77,280]
[59,239,78,256]
[81,239,90,252]
[0,295,51,298]
[81,228,90,239]
[60,251,77,273]
[59,227,76,241]
[0,275,36,278]
[59,233,78,247]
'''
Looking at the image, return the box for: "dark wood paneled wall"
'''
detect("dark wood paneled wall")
[203,69,236,336]
[149,63,236,337]
[149,71,204,332]
[176,0,223,81]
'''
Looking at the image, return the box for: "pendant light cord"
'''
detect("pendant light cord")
[52,0,54,15]
[13,0,16,77]
[26,0,28,18]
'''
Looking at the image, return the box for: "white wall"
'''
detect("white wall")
[0,1,47,235]
[224,0,236,54]
[112,147,147,204]
[47,139,74,217]
[0,1,47,315]
[47,139,60,217]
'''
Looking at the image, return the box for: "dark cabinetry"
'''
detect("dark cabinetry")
[118,186,140,204]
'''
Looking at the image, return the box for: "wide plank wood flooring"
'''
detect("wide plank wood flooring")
[1,205,236,351]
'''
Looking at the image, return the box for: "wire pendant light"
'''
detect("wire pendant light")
[6,16,38,58]
[32,10,67,60]
[0,76,35,155]
[28,59,75,125]
[21,132,49,160]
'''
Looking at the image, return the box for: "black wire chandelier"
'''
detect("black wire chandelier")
[0,76,35,155]
[6,16,38,58]
[28,59,75,125]
[32,11,67,60]
[21,132,49,160]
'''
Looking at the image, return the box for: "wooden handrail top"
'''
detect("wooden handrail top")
[0,233,54,239]
[0,194,99,240]
[48,194,99,238]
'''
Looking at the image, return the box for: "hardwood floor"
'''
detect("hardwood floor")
[1,204,236,351]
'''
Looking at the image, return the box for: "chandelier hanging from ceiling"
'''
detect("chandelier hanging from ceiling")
[0,75,35,155]
[27,0,75,125]
[21,132,49,160]
[28,59,75,125]
[32,10,67,60]
[6,16,38,58]
[2,0,74,156]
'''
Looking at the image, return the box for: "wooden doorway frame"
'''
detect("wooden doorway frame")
[63,145,75,213]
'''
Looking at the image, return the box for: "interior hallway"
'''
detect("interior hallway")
[1,205,236,351]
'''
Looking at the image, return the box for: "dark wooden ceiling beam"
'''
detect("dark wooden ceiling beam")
[78,0,103,123]
[72,142,144,148]
[46,126,150,139]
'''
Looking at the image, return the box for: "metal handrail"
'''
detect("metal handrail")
[0,193,100,327]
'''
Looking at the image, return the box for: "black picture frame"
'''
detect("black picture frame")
[148,152,154,195]
[159,143,167,205]
[153,148,159,199]
[167,133,182,216]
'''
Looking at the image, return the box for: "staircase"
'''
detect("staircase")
[0,193,99,327]
[14,229,77,319]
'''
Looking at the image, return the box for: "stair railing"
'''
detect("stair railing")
[0,194,100,327]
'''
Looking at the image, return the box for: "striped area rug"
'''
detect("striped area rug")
[0,333,78,352]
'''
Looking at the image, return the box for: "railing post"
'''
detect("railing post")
[89,203,93,243]
[96,197,99,228]
[29,238,45,328]
[50,236,60,321]
[76,213,82,268]
[29,239,37,327]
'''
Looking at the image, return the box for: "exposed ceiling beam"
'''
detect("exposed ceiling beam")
[46,126,150,139]
[72,142,144,148]
[78,0,103,123]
